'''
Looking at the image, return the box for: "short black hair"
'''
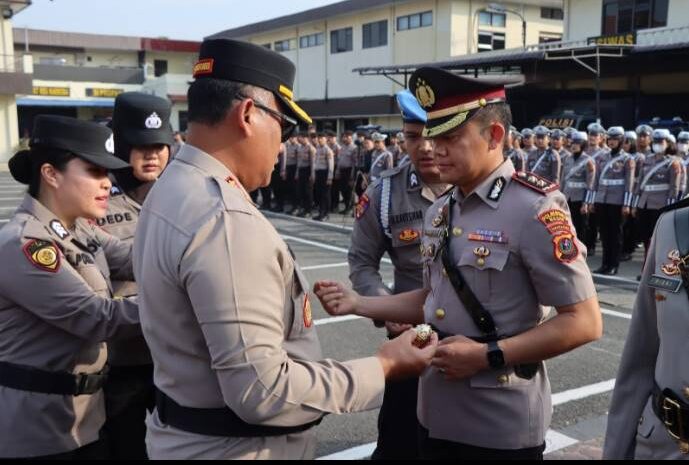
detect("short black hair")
[472,103,513,140]
[187,78,248,126]
[27,148,77,198]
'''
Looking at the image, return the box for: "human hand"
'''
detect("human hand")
[313,281,359,316]
[431,335,489,381]
[377,329,438,381]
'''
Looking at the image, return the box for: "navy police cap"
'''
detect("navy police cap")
[396,89,426,124]
[193,38,312,125]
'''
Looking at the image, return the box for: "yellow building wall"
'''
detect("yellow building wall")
[144,51,196,75]
[0,17,20,162]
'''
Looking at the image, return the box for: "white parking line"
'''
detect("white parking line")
[552,379,616,406]
[601,307,632,320]
[314,315,362,326]
[301,262,350,271]
[0,219,8,224]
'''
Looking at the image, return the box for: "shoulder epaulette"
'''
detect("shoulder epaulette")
[512,171,559,195]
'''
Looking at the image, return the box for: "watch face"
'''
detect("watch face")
[488,344,505,369]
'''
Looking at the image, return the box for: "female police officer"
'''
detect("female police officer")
[0,115,141,459]
[99,92,173,460]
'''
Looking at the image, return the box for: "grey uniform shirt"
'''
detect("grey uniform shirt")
[418,161,596,449]
[561,153,596,203]
[506,148,526,172]
[314,145,334,180]
[296,143,316,178]
[369,150,393,182]
[0,195,140,457]
[527,148,561,184]
[134,144,384,460]
[285,142,298,167]
[337,143,357,170]
[349,163,446,297]
[98,184,152,367]
[604,206,689,459]
[635,155,682,209]
[594,150,635,206]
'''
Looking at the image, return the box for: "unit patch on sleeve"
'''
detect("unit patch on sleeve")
[538,209,579,263]
[23,239,61,272]
[355,194,370,220]
[303,293,313,328]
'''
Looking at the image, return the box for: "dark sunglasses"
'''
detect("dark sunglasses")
[234,93,298,142]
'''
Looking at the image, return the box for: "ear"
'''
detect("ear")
[232,98,256,138]
[40,163,60,190]
[489,123,506,151]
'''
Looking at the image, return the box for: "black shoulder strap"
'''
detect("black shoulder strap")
[440,193,498,339]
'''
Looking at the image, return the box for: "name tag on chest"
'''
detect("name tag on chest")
[648,274,683,293]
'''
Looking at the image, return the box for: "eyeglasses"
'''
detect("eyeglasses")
[234,93,298,142]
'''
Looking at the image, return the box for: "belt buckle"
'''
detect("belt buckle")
[74,373,89,396]
[663,397,682,440]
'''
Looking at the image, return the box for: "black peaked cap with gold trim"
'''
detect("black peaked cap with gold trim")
[409,67,520,138]
[193,38,312,125]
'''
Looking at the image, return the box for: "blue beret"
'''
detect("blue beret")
[396,90,426,124]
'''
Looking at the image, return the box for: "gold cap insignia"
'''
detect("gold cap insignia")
[415,78,436,108]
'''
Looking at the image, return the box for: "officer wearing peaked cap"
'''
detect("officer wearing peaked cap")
[0,115,141,459]
[349,89,450,460]
[583,123,608,256]
[505,126,526,172]
[521,127,536,154]
[315,67,601,460]
[528,125,561,184]
[134,38,436,460]
[370,132,394,182]
[99,92,174,460]
[561,131,596,240]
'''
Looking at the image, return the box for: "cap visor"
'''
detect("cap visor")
[277,94,312,125]
[74,151,130,170]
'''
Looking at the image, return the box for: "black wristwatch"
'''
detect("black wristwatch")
[486,340,505,369]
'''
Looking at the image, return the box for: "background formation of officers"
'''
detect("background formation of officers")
[0,33,688,461]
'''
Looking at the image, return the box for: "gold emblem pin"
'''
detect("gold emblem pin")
[415,79,436,108]
[452,227,463,237]
[474,246,490,266]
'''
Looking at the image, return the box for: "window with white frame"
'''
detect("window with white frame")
[274,39,294,52]
[397,11,433,31]
[479,11,506,27]
[299,33,325,49]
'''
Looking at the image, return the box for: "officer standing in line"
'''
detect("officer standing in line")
[563,127,576,152]
[313,132,334,222]
[134,38,437,460]
[354,135,375,199]
[633,129,683,260]
[676,131,689,198]
[527,125,561,184]
[561,131,596,240]
[317,68,601,460]
[590,126,635,275]
[281,135,299,214]
[521,127,535,155]
[326,130,341,213]
[621,130,642,261]
[397,132,410,166]
[0,116,141,460]
[387,132,403,166]
[294,130,316,217]
[505,126,526,172]
[550,129,569,182]
[349,90,450,460]
[584,123,608,256]
[370,132,394,183]
[336,130,357,214]
[99,92,174,459]
[604,195,689,459]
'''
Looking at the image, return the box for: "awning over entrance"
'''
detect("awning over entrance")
[16,97,115,108]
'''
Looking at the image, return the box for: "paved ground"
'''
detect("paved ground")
[0,170,648,459]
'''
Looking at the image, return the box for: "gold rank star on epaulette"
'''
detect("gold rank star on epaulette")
[512,171,558,195]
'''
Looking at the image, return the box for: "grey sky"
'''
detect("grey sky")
[13,0,342,41]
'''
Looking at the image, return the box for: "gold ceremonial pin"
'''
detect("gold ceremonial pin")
[474,246,490,267]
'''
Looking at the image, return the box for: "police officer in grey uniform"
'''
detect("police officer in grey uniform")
[282,135,299,214]
[505,126,526,172]
[584,123,608,256]
[0,116,141,459]
[561,131,596,240]
[336,130,357,213]
[327,130,341,213]
[621,130,643,261]
[633,129,683,256]
[590,126,635,275]
[521,128,535,155]
[317,68,601,460]
[527,125,561,184]
[370,132,394,183]
[294,130,316,217]
[604,195,689,459]
[133,38,436,460]
[676,131,689,198]
[349,89,450,460]
[313,132,334,221]
[99,92,174,459]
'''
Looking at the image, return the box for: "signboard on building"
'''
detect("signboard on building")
[32,86,70,97]
[86,88,124,98]
[587,32,636,46]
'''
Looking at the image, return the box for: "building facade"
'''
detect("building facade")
[12,28,199,146]
[210,0,565,132]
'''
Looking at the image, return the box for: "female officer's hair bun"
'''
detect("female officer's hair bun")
[8,150,32,184]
